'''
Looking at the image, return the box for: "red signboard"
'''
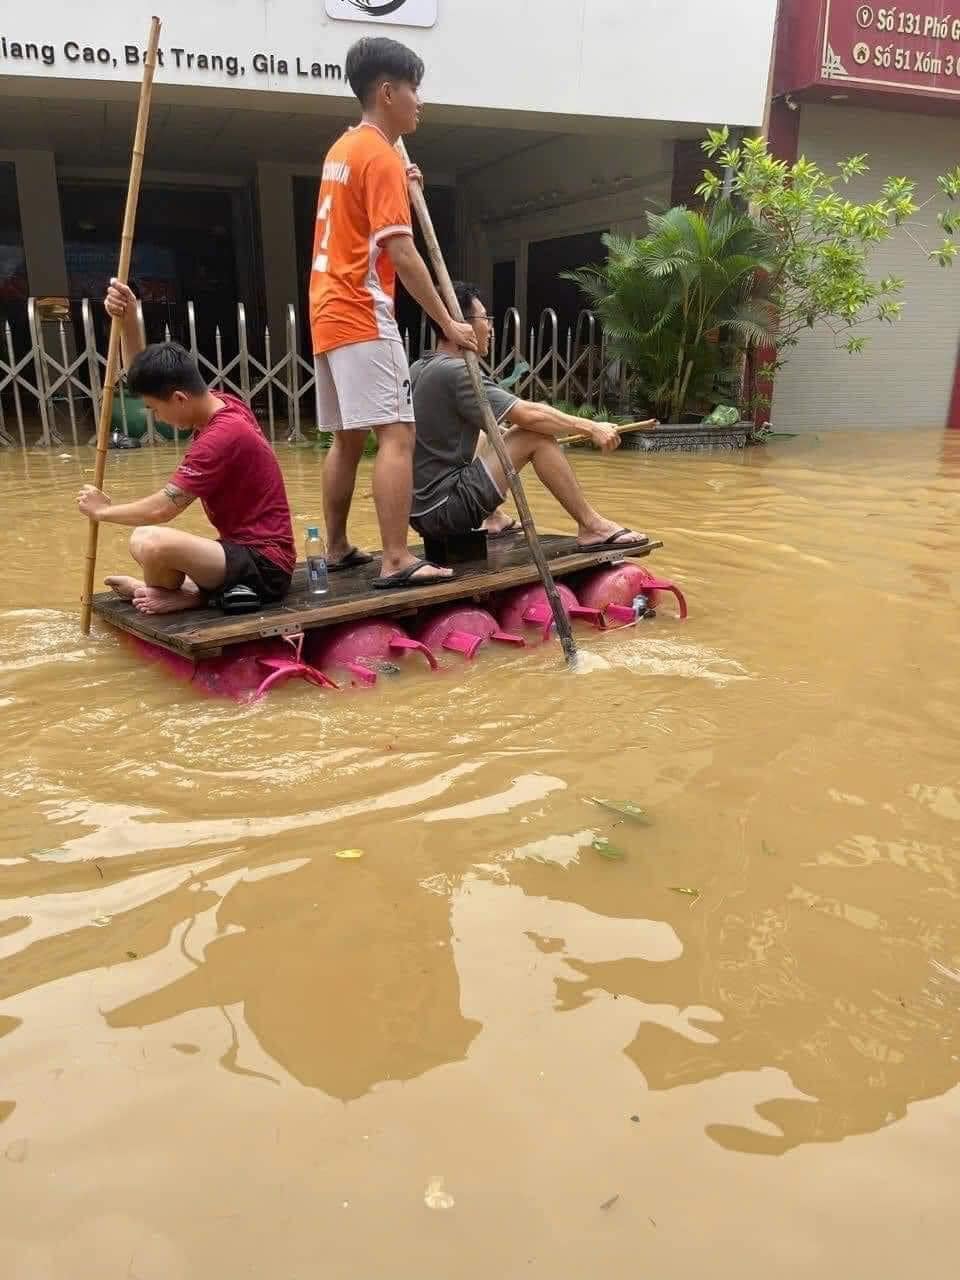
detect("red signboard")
[778,0,960,104]
[824,1,960,96]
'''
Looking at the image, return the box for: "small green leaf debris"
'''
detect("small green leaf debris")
[592,838,626,861]
[761,840,777,856]
[669,887,701,902]
[587,797,651,824]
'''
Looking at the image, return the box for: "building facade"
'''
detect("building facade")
[1,0,955,431]
[769,0,960,430]
[0,0,777,354]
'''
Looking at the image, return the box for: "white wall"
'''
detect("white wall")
[772,106,959,431]
[0,0,778,126]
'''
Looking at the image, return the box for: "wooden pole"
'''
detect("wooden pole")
[80,16,161,635]
[398,139,578,664]
[559,417,657,447]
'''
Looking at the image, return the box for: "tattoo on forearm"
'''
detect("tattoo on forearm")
[163,483,193,508]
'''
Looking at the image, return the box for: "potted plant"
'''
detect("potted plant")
[564,203,777,426]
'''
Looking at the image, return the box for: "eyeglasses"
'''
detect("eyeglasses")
[469,312,492,323]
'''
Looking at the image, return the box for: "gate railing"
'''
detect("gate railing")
[0,299,624,451]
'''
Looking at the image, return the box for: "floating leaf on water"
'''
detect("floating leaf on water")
[335,848,366,860]
[587,797,651,824]
[424,1176,455,1210]
[592,838,626,861]
[761,840,777,856]
[669,886,700,898]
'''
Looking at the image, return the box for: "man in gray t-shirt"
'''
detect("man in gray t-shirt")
[408,282,649,550]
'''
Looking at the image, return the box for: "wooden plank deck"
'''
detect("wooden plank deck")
[91,533,663,659]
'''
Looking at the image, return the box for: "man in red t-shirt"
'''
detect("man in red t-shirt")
[77,280,295,615]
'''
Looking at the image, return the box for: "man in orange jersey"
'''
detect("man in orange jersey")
[309,36,478,589]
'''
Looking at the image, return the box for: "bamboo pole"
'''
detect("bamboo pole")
[80,17,161,635]
[559,418,658,447]
[398,139,578,665]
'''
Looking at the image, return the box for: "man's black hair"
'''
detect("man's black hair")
[126,342,207,399]
[429,281,484,340]
[345,37,424,107]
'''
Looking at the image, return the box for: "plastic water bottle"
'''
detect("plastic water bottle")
[305,526,329,596]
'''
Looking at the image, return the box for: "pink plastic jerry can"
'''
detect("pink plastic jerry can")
[413,605,525,660]
[496,582,603,644]
[576,563,688,624]
[304,619,439,687]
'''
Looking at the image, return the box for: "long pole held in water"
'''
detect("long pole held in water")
[397,139,578,665]
[80,16,162,635]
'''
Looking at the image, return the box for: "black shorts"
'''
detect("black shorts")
[410,457,505,541]
[219,541,292,603]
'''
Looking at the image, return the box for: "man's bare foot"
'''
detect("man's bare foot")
[105,575,145,601]
[133,586,204,616]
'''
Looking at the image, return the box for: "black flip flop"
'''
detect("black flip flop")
[372,557,454,590]
[328,546,375,573]
[483,520,521,539]
[215,585,263,615]
[576,528,650,551]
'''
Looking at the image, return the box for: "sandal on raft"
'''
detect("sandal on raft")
[328,546,375,572]
[576,528,650,551]
[215,585,263,615]
[482,520,521,539]
[372,558,454,590]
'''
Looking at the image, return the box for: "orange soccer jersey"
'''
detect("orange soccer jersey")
[309,123,413,355]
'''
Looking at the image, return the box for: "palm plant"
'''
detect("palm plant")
[565,204,777,422]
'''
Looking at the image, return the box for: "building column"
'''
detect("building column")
[947,347,960,429]
[13,149,68,297]
[257,162,300,350]
[455,185,491,297]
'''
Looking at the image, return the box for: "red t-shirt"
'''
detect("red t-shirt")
[171,395,295,574]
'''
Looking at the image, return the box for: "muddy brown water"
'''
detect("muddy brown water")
[1,432,959,1278]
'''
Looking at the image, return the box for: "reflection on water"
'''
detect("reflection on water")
[2,432,959,1276]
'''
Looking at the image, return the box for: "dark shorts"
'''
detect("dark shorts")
[410,457,505,541]
[219,541,292,603]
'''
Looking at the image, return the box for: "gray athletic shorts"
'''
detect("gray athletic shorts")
[410,456,505,539]
[314,338,415,430]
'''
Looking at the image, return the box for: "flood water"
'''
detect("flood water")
[1,431,959,1278]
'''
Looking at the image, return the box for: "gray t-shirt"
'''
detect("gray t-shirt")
[409,351,518,516]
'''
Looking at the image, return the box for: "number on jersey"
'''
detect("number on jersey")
[314,194,333,273]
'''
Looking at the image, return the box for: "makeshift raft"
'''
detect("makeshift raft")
[91,533,686,698]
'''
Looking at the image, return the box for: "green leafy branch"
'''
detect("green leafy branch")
[697,127,959,359]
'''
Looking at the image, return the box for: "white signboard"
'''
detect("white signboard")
[0,0,778,126]
[324,0,438,28]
